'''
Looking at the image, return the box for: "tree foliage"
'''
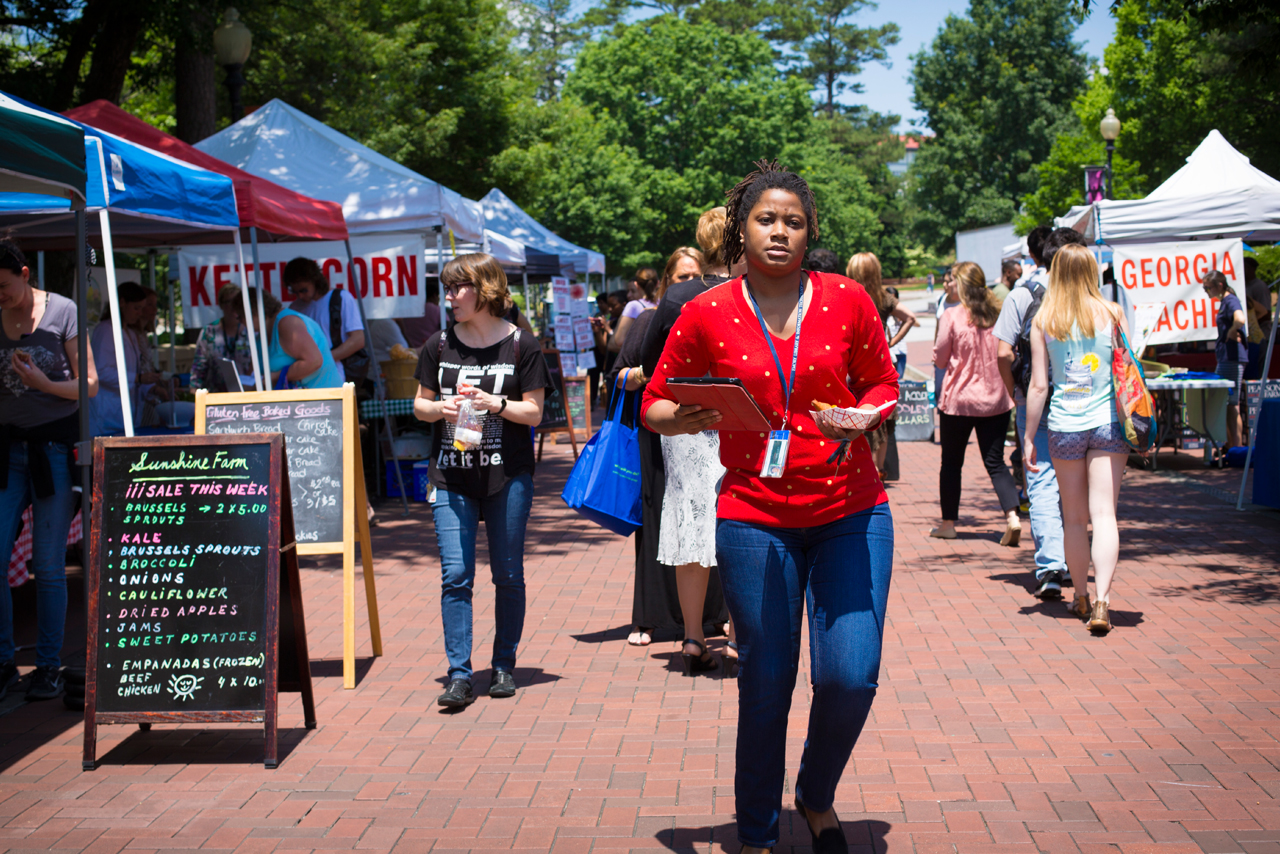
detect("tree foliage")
[1017,0,1280,232]
[909,0,1088,251]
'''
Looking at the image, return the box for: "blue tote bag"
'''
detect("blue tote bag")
[561,372,643,536]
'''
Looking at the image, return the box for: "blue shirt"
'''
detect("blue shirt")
[1216,292,1247,364]
[269,308,344,389]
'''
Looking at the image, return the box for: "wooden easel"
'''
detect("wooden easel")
[195,385,382,689]
[537,347,580,461]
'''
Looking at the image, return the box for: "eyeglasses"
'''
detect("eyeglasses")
[442,282,473,297]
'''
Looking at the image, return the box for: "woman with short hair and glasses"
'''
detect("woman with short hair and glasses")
[413,254,553,709]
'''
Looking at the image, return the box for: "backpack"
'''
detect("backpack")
[329,290,371,383]
[1012,282,1046,395]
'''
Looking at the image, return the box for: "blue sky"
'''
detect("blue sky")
[852,0,1117,131]
[567,1,1119,133]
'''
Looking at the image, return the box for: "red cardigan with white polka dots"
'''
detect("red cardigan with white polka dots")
[642,271,900,528]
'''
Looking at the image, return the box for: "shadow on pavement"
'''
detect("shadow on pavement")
[658,817,892,853]
[1148,562,1280,604]
[92,724,310,768]
[308,655,376,683]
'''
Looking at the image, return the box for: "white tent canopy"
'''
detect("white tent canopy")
[480,188,604,276]
[1056,130,1280,244]
[424,229,527,269]
[196,99,485,242]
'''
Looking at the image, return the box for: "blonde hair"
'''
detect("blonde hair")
[441,253,512,318]
[695,207,727,270]
[1037,244,1116,340]
[952,261,1000,329]
[658,246,706,300]
[845,252,884,312]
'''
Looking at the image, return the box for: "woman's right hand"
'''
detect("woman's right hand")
[439,396,461,424]
[1023,434,1039,473]
[672,403,720,434]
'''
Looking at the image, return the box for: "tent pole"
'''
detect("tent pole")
[98,210,134,438]
[522,271,530,333]
[232,230,264,391]
[1236,274,1280,510]
[249,227,271,391]
[37,251,44,289]
[435,227,446,330]
[345,240,409,516]
[75,212,90,612]
[165,256,176,376]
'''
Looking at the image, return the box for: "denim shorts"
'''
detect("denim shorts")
[1047,422,1128,460]
[1216,360,1244,404]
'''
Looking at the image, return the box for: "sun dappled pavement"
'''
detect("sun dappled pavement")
[1,438,1279,853]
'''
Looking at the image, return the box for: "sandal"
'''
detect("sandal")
[626,629,652,646]
[680,638,719,676]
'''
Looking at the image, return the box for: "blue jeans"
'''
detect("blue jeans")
[894,353,907,379]
[716,503,894,847]
[1016,404,1066,580]
[0,442,75,668]
[430,473,533,681]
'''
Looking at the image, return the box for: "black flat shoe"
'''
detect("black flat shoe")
[680,639,719,676]
[794,796,848,854]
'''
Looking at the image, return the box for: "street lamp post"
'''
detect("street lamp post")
[1099,107,1121,200]
[213,7,252,121]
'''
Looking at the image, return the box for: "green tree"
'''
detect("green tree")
[1017,0,1280,231]
[793,0,898,116]
[909,0,1088,251]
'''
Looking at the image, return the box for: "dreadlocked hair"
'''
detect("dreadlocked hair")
[722,159,819,266]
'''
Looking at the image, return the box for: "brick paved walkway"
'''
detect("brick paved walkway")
[2,438,1279,853]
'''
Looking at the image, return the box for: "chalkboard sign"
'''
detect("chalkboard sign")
[83,433,315,770]
[896,381,934,442]
[565,378,588,430]
[536,348,579,461]
[198,395,344,546]
[194,386,383,691]
[539,348,568,431]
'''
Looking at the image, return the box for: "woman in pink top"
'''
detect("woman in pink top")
[931,261,1021,546]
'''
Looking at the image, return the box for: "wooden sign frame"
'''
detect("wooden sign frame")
[537,347,579,461]
[83,433,316,770]
[194,384,382,689]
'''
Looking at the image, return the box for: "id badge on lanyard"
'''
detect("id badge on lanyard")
[747,275,805,479]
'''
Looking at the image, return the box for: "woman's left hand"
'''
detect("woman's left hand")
[10,351,48,392]
[459,384,503,414]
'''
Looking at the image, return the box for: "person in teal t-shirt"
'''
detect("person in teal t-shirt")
[242,289,343,389]
[1022,244,1131,637]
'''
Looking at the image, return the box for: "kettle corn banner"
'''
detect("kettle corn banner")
[177,234,427,328]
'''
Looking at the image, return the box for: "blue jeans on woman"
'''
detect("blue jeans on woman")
[0,442,76,668]
[716,502,894,847]
[430,473,533,682]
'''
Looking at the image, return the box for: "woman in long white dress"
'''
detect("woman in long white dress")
[653,246,729,675]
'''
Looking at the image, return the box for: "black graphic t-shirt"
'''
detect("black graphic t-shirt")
[415,327,553,498]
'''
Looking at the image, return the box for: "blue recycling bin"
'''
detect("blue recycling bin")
[1253,399,1280,509]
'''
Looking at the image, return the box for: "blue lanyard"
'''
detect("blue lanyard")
[745,273,806,428]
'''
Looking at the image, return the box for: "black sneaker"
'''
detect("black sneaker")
[25,665,64,701]
[0,660,17,701]
[1034,572,1063,601]
[489,670,516,699]
[437,679,474,708]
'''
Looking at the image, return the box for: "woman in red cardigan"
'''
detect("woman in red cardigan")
[643,161,898,854]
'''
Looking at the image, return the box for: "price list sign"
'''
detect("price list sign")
[84,433,315,770]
